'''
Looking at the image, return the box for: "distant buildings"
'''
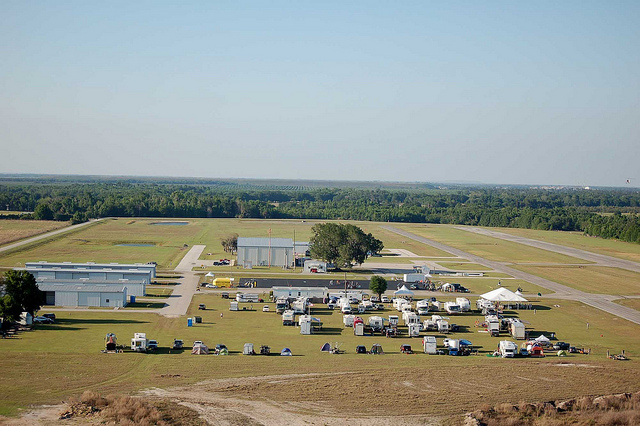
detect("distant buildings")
[236,237,309,268]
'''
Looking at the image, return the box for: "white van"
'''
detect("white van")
[499,340,518,358]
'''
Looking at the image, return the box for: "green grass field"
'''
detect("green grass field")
[396,224,593,264]
[1,293,638,417]
[0,219,69,246]
[492,227,640,263]
[436,262,493,271]
[512,265,640,295]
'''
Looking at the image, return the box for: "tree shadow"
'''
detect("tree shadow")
[126,302,167,309]
[56,318,150,325]
[312,327,343,335]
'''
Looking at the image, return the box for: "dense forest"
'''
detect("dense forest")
[0,177,639,244]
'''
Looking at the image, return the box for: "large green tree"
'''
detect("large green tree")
[309,223,383,268]
[0,270,43,323]
[369,275,388,299]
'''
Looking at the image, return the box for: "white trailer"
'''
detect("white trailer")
[369,316,384,331]
[499,340,518,358]
[292,298,308,314]
[343,314,355,327]
[509,320,526,340]
[131,332,148,352]
[236,293,260,303]
[329,291,363,302]
[229,301,239,311]
[403,273,428,283]
[456,297,471,312]
[422,336,437,354]
[437,319,450,334]
[431,301,443,311]
[403,311,420,326]
[354,322,364,336]
[299,315,312,335]
[408,323,421,337]
[275,297,289,313]
[388,315,399,327]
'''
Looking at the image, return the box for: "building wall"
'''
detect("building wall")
[30,270,150,284]
[56,291,79,306]
[238,246,292,267]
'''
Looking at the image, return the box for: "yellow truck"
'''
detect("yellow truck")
[213,277,234,288]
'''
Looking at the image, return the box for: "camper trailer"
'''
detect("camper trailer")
[292,297,309,314]
[236,293,260,303]
[299,315,312,335]
[354,322,364,336]
[416,300,430,315]
[368,316,384,332]
[485,315,501,337]
[408,323,421,337]
[499,340,518,358]
[437,319,450,334]
[456,297,471,312]
[229,301,239,311]
[131,333,148,352]
[282,310,295,326]
[444,302,461,314]
[388,315,399,327]
[403,311,420,326]
[431,301,443,311]
[509,320,526,340]
[422,336,437,354]
[343,314,355,327]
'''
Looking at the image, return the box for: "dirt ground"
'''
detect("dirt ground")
[3,362,639,426]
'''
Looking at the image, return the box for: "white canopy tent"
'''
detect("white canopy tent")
[394,285,414,297]
[480,288,528,303]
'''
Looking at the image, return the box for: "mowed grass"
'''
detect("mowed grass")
[430,277,553,295]
[613,298,640,311]
[396,224,593,264]
[436,262,493,271]
[0,220,69,246]
[491,227,640,263]
[512,265,640,295]
[1,293,639,417]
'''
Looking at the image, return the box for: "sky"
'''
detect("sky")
[1,1,639,187]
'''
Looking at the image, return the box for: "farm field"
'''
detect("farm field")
[512,265,640,296]
[395,224,593,264]
[1,294,639,420]
[0,220,69,246]
[491,227,640,263]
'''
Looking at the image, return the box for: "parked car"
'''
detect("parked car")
[198,304,206,310]
[381,295,390,303]
[553,342,570,351]
[34,316,54,324]
[172,339,184,349]
[370,296,380,303]
[262,305,270,312]
[42,313,56,320]
[375,304,385,310]
[147,340,159,350]
[205,284,215,288]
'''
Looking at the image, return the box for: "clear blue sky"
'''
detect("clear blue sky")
[1,1,638,187]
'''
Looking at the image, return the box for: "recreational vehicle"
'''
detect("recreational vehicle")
[368,316,384,332]
[282,310,295,326]
[431,300,443,311]
[292,297,308,314]
[485,315,501,337]
[408,323,421,337]
[131,333,148,352]
[275,297,289,313]
[444,302,461,314]
[422,336,437,354]
[343,314,355,327]
[402,311,420,326]
[499,340,518,358]
[388,315,399,327]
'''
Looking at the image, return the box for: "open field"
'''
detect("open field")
[614,298,640,311]
[0,220,69,246]
[1,293,639,420]
[512,265,640,296]
[395,224,593,264]
[435,262,492,271]
[144,287,174,298]
[494,227,640,263]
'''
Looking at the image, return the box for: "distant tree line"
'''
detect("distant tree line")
[0,182,639,244]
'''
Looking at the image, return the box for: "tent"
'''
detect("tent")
[394,285,414,297]
[217,347,229,355]
[355,345,367,354]
[243,343,255,355]
[534,335,551,346]
[480,288,528,303]
[280,347,292,356]
[320,342,331,352]
[370,343,384,354]
[205,272,215,278]
[192,344,209,355]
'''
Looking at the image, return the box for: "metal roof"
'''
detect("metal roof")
[22,267,151,274]
[36,278,145,285]
[27,261,154,268]
[237,237,293,248]
[37,283,127,293]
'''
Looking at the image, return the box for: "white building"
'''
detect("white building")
[23,267,152,284]
[25,261,156,278]
[36,278,146,297]
[38,283,128,308]
[272,286,328,300]
[237,237,295,268]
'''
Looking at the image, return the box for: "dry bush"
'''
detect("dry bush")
[495,403,517,415]
[574,396,594,411]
